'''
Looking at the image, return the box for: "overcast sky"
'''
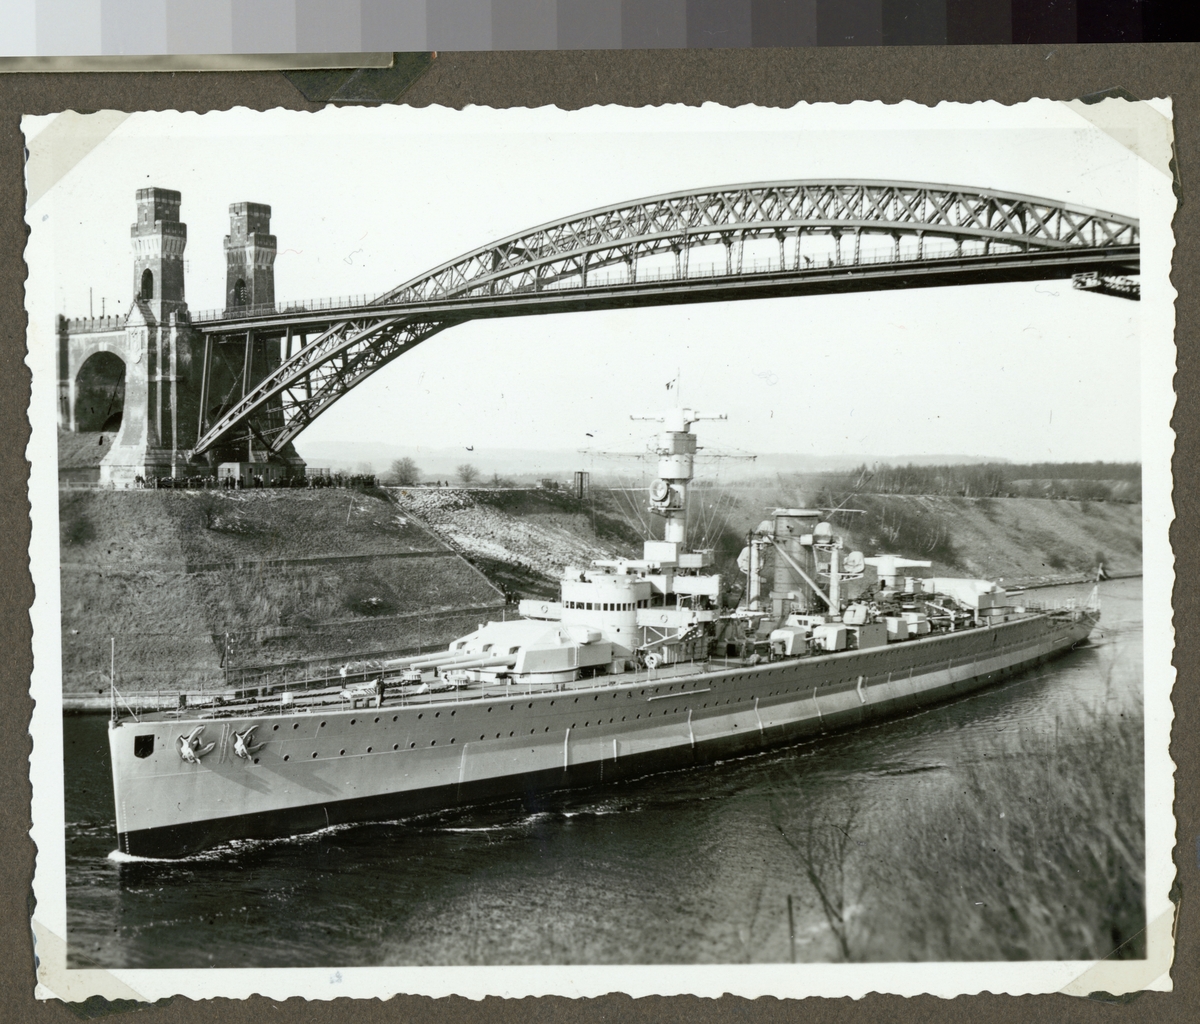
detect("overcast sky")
[26,101,1156,465]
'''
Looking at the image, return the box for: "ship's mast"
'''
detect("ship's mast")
[632,408,726,548]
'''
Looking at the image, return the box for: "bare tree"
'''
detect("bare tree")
[772,795,862,962]
[389,457,420,486]
[489,472,514,488]
[457,463,480,485]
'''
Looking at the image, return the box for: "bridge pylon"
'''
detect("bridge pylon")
[57,188,305,486]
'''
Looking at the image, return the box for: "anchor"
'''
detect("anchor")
[232,725,265,759]
[177,725,215,764]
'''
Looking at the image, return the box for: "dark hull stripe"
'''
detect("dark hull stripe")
[117,637,1083,859]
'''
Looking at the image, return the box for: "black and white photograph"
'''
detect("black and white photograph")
[24,99,1176,1000]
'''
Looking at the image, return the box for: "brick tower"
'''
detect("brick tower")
[130,187,187,321]
[58,189,303,486]
[224,202,276,311]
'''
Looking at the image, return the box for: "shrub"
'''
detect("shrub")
[389,457,421,486]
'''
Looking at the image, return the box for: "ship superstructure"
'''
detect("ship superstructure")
[107,412,1099,858]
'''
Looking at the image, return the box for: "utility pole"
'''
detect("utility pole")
[787,894,796,963]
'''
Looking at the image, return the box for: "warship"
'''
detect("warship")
[107,409,1099,858]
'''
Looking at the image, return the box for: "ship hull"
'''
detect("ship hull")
[110,611,1095,859]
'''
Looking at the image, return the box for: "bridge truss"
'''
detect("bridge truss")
[193,180,1139,457]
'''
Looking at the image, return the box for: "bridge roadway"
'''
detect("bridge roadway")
[191,180,1140,457]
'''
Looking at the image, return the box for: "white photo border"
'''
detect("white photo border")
[25,97,1177,1001]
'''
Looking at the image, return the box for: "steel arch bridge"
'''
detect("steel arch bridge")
[193,179,1139,457]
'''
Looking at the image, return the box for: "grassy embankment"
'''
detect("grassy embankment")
[667,484,1142,591]
[59,475,1141,699]
[772,694,1145,962]
[390,483,1140,603]
[59,488,504,698]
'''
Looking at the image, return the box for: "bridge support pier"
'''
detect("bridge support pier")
[58,188,307,487]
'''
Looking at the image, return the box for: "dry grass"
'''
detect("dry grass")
[59,490,504,692]
[869,704,1144,961]
[781,697,1145,962]
[167,490,444,561]
[201,557,500,631]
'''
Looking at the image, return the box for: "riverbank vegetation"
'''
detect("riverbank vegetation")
[779,694,1145,961]
[805,461,1141,503]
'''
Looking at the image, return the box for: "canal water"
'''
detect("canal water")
[62,578,1144,968]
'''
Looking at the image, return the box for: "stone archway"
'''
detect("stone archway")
[75,351,126,432]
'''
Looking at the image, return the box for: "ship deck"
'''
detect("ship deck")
[120,608,1083,726]
[125,654,758,724]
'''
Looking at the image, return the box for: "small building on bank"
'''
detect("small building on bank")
[218,461,286,487]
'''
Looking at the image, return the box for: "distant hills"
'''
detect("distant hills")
[293,440,1013,482]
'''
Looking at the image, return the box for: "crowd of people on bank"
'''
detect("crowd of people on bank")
[133,472,379,491]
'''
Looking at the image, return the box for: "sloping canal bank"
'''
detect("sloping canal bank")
[59,485,1139,709]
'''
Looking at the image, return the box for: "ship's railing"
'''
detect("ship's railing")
[156,655,729,717]
[114,603,1090,718]
[1017,597,1081,612]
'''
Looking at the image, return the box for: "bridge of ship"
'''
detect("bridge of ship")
[190,180,1140,458]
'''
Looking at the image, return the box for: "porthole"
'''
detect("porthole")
[374,717,380,723]
[253,757,260,764]
[392,715,398,722]
[480,734,485,740]
[496,733,501,738]
[350,719,356,725]
[431,740,437,746]
[272,724,279,731]
[530,729,535,735]
[488,707,493,713]
[450,738,456,744]
[410,742,416,749]
[451,710,456,716]
[312,752,318,758]
[435,712,440,718]
[340,749,346,756]
[544,727,549,732]
[392,743,399,751]
[293,723,299,730]
[283,754,290,761]
[367,746,373,753]
[509,731,514,737]
[418,713,423,719]
[510,705,515,711]
[320,721,326,728]
[528,702,533,708]
[585,721,589,727]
